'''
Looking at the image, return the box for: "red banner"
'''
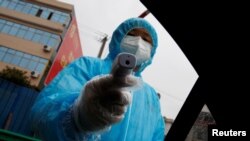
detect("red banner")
[44,17,82,85]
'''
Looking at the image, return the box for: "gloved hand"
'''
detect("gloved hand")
[73,74,140,132]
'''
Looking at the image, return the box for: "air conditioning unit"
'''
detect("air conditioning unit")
[43,45,51,52]
[31,71,40,78]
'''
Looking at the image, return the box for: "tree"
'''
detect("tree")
[0,66,32,87]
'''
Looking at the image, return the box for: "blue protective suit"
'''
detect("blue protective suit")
[30,18,165,141]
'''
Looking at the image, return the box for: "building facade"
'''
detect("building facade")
[0,0,82,137]
[0,0,82,89]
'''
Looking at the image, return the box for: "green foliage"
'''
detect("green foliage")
[0,66,32,87]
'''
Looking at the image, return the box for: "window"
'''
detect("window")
[32,34,41,42]
[1,24,11,33]
[2,49,15,63]
[24,31,34,40]
[51,13,60,22]
[0,0,71,26]
[39,58,47,64]
[27,61,37,70]
[0,47,7,60]
[40,36,50,45]
[19,54,30,68]
[23,54,32,59]
[0,46,48,73]
[22,3,32,14]
[36,63,45,72]
[36,9,43,17]
[41,9,50,19]
[9,26,18,35]
[19,58,29,68]
[58,16,67,24]
[8,1,17,10]
[0,19,61,49]
[0,19,5,23]
[29,6,39,15]
[3,54,12,63]
[31,56,39,62]
[16,29,26,38]
[47,38,57,47]
[0,47,8,52]
[47,12,53,20]
[1,0,10,7]
[15,2,25,12]
[0,19,5,31]
[11,55,21,65]
[0,52,4,61]
[16,51,24,56]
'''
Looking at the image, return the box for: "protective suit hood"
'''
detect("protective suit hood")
[106,18,158,75]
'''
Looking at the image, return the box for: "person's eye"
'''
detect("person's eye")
[142,37,149,42]
[127,33,136,36]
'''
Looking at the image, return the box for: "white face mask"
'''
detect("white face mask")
[121,35,152,65]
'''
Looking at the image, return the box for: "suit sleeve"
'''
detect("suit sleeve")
[30,57,102,141]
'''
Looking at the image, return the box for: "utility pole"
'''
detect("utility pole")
[138,9,150,18]
[97,35,108,58]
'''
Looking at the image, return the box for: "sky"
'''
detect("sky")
[59,0,198,120]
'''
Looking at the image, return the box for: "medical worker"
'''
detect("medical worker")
[30,18,165,141]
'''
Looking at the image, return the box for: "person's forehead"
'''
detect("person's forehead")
[128,28,150,36]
